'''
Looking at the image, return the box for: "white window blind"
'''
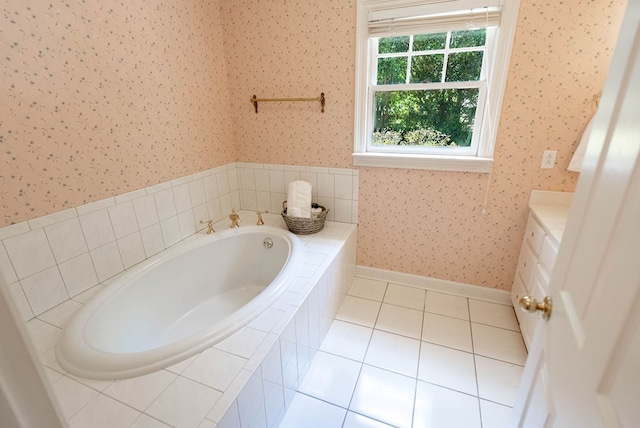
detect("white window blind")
[368,7,501,37]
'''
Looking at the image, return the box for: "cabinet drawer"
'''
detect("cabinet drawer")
[524,215,546,256]
[531,263,551,297]
[517,241,537,290]
[539,236,559,274]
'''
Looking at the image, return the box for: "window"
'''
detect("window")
[353,0,520,172]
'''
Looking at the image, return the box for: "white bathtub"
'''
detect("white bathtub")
[56,226,303,380]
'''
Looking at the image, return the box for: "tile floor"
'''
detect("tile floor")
[279,277,527,428]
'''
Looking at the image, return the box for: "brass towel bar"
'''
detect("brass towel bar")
[250,93,325,113]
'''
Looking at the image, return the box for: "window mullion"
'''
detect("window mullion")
[406,35,413,83]
[374,81,483,91]
[441,31,452,82]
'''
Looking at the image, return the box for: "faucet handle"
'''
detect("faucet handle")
[229,209,241,228]
[200,220,215,234]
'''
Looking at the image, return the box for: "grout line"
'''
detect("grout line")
[297,276,524,425]
[468,296,484,427]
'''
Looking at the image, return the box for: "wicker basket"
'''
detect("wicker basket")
[281,201,329,235]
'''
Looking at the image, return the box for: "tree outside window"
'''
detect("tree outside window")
[372,29,486,148]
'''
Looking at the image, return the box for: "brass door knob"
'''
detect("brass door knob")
[519,295,553,321]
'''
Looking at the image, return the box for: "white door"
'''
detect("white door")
[511,2,640,426]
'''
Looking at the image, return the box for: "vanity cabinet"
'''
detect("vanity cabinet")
[511,191,572,350]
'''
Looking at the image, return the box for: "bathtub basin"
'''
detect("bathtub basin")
[56,226,303,379]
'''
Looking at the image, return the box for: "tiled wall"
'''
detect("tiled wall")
[236,163,359,224]
[0,163,358,323]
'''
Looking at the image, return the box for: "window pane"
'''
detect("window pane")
[445,51,483,82]
[450,29,486,48]
[373,89,479,147]
[410,54,444,83]
[378,36,410,54]
[413,33,446,51]
[377,57,407,84]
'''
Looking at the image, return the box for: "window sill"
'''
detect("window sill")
[352,152,493,173]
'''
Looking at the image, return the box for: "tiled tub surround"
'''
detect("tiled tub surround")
[236,163,359,225]
[18,214,357,427]
[0,162,359,323]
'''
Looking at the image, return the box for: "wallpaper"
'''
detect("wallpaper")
[219,0,626,289]
[1,0,236,225]
[218,0,356,167]
[1,0,627,290]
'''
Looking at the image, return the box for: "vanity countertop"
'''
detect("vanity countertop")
[528,190,574,245]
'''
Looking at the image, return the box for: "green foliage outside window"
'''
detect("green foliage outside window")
[373,29,485,148]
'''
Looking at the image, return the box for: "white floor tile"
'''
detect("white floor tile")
[278,393,347,428]
[418,342,477,396]
[469,300,520,331]
[343,411,394,428]
[413,381,482,428]
[480,399,513,428]
[425,291,469,320]
[299,351,361,408]
[69,394,140,428]
[472,323,528,365]
[104,370,177,412]
[320,319,373,361]
[336,295,381,328]
[350,365,416,428]
[475,355,524,407]
[422,312,473,352]
[348,277,388,301]
[375,303,423,339]
[383,283,425,310]
[364,330,420,378]
[146,377,221,428]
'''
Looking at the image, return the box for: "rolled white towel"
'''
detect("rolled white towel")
[568,114,595,172]
[287,180,312,218]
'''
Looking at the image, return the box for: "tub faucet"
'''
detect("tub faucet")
[229,209,241,228]
[200,220,215,234]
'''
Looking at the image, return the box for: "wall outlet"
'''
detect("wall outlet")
[541,150,557,169]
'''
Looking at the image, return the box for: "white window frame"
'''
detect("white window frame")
[352,0,520,173]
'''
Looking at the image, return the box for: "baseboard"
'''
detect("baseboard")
[355,265,512,306]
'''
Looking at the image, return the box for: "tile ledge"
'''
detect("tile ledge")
[354,266,511,305]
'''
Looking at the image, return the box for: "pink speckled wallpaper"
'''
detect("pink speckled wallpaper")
[1,0,627,290]
[1,0,235,225]
[220,0,626,289]
[218,0,356,166]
